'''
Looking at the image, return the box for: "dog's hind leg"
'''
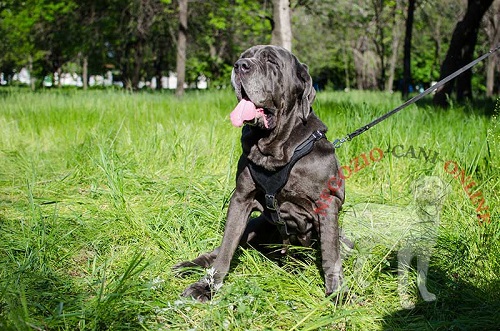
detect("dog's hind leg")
[416,253,436,302]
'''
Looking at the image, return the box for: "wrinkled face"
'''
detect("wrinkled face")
[230,45,315,130]
[412,176,448,206]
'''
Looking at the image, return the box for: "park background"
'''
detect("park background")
[1,0,499,102]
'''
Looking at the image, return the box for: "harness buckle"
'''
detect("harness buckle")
[265,194,278,211]
[312,130,324,140]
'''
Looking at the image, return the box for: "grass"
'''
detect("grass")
[0,87,499,330]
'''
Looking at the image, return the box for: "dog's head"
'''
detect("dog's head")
[411,176,449,207]
[230,45,316,131]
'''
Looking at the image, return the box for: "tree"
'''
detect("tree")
[433,0,494,107]
[175,0,188,96]
[107,0,167,90]
[402,0,416,98]
[386,0,405,92]
[33,0,80,87]
[183,0,270,88]
[0,0,494,96]
[0,0,75,89]
[271,0,292,51]
[371,0,387,90]
[75,0,115,90]
[484,0,500,97]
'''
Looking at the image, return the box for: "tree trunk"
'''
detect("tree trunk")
[343,37,350,90]
[29,56,35,91]
[372,0,386,90]
[175,0,188,97]
[485,55,496,97]
[132,41,144,90]
[431,18,442,83]
[386,0,404,92]
[402,0,416,98]
[433,0,494,107]
[82,55,88,90]
[155,57,163,90]
[121,43,133,90]
[271,0,292,51]
[353,47,365,90]
[57,67,62,88]
[484,2,500,97]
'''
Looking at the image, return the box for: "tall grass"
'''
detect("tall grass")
[0,88,498,330]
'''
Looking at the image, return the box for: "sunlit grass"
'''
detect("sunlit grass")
[0,88,498,330]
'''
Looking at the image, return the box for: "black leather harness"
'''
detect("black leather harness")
[247,130,326,236]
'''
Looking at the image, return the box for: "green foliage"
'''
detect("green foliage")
[0,89,498,329]
[187,0,271,87]
[1,0,497,97]
[0,0,79,77]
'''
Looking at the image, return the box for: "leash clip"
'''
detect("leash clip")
[332,136,350,149]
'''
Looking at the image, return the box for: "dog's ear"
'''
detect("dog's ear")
[297,63,316,122]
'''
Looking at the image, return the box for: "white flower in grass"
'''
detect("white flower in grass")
[151,277,164,290]
[205,267,223,292]
[173,300,184,307]
[154,306,168,315]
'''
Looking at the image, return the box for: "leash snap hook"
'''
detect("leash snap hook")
[333,136,350,149]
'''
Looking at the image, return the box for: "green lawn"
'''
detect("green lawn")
[0,88,499,330]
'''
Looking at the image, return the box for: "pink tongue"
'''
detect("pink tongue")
[230,99,268,128]
[230,99,258,127]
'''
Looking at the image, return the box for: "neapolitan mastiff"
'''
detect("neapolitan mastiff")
[173,45,345,301]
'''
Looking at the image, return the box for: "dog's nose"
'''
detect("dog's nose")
[234,59,251,74]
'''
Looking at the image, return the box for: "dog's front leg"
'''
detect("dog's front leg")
[398,247,416,309]
[181,188,255,302]
[416,253,436,302]
[319,197,344,299]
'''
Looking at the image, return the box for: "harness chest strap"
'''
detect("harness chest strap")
[247,130,326,235]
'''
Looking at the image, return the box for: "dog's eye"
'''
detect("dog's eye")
[267,58,279,67]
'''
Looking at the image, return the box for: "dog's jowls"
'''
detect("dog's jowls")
[173,45,345,302]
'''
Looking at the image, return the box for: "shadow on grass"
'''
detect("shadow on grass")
[318,92,498,117]
[415,96,499,116]
[381,265,500,330]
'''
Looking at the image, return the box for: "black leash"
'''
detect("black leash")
[332,44,500,149]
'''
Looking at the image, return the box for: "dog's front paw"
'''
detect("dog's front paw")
[181,279,214,302]
[399,292,416,309]
[421,291,436,302]
[400,298,416,310]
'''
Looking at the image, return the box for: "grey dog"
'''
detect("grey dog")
[173,45,345,301]
[341,176,448,309]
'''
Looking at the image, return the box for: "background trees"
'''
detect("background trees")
[271,0,292,51]
[433,0,495,106]
[0,0,498,100]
